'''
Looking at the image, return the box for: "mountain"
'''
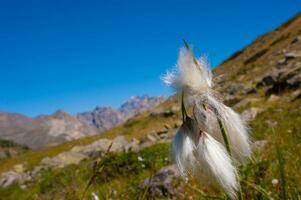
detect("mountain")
[76,95,166,131]
[0,13,300,199]
[0,96,165,149]
[0,111,96,149]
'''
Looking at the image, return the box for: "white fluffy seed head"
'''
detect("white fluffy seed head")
[162,47,212,96]
[196,132,239,199]
[172,117,200,177]
[203,94,251,162]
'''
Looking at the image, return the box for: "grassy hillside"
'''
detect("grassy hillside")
[0,13,300,200]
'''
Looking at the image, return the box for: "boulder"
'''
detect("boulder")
[111,136,129,152]
[268,94,281,102]
[256,69,280,88]
[287,73,301,87]
[139,165,181,197]
[0,171,31,188]
[225,83,244,95]
[124,138,140,152]
[284,51,301,59]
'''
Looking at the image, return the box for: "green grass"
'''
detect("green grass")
[0,143,171,200]
[0,98,180,173]
[0,96,300,199]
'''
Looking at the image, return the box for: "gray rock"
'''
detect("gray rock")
[225,84,244,95]
[111,136,129,152]
[139,165,181,197]
[285,51,301,59]
[256,69,280,88]
[287,73,301,87]
[241,107,264,122]
[125,138,140,151]
[0,171,31,188]
[268,95,281,102]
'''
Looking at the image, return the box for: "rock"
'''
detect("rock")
[268,94,281,102]
[111,136,129,152]
[0,171,31,188]
[56,152,87,168]
[125,138,140,151]
[31,165,48,178]
[256,69,280,88]
[287,73,301,87]
[291,89,301,101]
[41,152,87,168]
[241,108,264,122]
[284,51,301,59]
[252,140,268,151]
[146,134,158,143]
[0,171,21,187]
[233,98,261,109]
[139,165,181,197]
[90,138,113,154]
[225,84,244,95]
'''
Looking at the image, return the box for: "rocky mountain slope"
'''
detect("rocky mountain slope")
[0,13,300,200]
[0,96,165,149]
[0,111,96,149]
[76,95,166,131]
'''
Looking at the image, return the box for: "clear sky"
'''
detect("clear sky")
[0,0,300,117]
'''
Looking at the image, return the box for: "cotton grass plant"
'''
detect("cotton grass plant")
[162,41,251,199]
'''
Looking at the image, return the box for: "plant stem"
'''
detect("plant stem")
[216,118,232,157]
[181,92,187,122]
[216,115,244,200]
[242,180,274,200]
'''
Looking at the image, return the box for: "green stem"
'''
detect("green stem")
[242,180,274,200]
[216,114,244,200]
[181,92,187,122]
[217,118,232,157]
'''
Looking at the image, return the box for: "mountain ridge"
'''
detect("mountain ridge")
[0,95,165,149]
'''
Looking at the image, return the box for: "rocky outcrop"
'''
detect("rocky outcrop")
[255,50,301,95]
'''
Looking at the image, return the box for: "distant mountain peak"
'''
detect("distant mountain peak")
[77,95,166,131]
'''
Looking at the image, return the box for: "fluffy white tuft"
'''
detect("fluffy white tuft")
[203,94,251,162]
[161,48,212,95]
[196,133,239,199]
[172,118,199,177]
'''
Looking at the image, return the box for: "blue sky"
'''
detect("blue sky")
[0,0,300,117]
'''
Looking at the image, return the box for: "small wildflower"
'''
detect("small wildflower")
[272,178,279,185]
[137,156,144,162]
[91,192,99,200]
